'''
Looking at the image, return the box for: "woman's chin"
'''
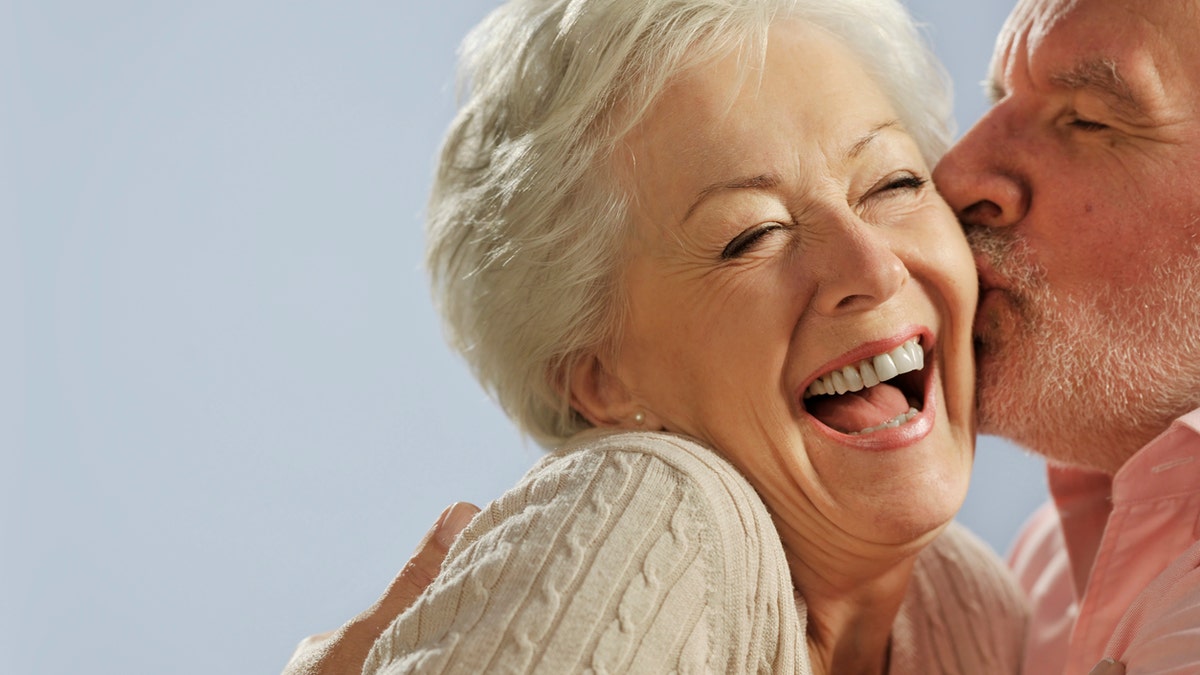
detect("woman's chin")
[873,458,971,547]
[810,431,973,548]
[865,495,964,548]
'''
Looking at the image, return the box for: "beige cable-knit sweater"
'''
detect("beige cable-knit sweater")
[365,431,1027,674]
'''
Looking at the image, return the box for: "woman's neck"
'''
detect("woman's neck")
[797,561,912,675]
[779,526,937,675]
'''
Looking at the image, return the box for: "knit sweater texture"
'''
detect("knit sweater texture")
[365,431,1027,674]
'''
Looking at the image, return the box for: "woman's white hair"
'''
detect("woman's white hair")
[427,0,953,447]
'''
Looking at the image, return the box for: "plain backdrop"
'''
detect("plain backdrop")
[7,1,1047,673]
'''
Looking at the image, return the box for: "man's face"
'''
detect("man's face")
[934,0,1200,473]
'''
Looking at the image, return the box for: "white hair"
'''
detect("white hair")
[427,0,953,446]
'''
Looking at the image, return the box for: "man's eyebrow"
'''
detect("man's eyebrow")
[1050,58,1144,117]
[984,77,1005,105]
[681,121,899,223]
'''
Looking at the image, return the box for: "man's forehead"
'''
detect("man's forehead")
[985,0,1060,96]
[993,0,1072,60]
[986,0,1190,99]
[994,0,1200,61]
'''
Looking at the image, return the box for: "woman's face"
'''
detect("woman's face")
[597,21,977,548]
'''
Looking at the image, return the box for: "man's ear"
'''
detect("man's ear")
[567,352,641,428]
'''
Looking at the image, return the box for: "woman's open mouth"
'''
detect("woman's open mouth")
[801,335,931,438]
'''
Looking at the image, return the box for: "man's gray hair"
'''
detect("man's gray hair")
[426,0,953,447]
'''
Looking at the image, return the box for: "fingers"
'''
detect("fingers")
[377,501,479,620]
[1087,659,1126,675]
[280,502,480,675]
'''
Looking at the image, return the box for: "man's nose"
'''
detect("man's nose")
[933,111,1028,230]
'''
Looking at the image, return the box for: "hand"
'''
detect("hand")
[1088,658,1126,675]
[282,501,479,675]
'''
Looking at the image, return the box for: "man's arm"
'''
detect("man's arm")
[281,502,479,675]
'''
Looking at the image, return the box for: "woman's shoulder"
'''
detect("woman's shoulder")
[538,429,750,480]
[366,430,803,674]
[464,430,756,552]
[889,522,1030,674]
[528,429,766,507]
[482,430,782,553]
[914,521,1028,608]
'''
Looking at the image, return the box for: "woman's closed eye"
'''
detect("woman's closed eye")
[876,172,927,195]
[855,171,929,213]
[721,222,787,259]
[719,173,927,259]
[847,170,931,225]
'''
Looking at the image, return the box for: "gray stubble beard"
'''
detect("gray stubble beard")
[968,226,1200,474]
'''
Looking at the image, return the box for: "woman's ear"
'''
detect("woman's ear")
[568,353,654,429]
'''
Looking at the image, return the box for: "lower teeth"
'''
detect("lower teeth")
[849,407,919,436]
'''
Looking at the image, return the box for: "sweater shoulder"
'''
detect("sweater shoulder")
[918,521,1029,611]
[528,430,772,522]
[890,522,1029,674]
[365,431,801,674]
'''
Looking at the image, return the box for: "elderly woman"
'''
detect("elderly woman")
[298,0,1028,672]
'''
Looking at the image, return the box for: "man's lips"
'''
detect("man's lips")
[972,253,1015,341]
[974,288,1005,340]
[973,253,1007,292]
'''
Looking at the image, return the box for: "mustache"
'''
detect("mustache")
[964,223,1044,292]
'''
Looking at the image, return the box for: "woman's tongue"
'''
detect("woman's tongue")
[806,382,911,434]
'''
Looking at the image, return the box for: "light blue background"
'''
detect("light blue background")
[7,1,1046,673]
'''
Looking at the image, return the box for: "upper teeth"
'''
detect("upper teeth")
[803,337,925,399]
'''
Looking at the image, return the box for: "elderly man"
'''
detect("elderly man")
[933,0,1200,673]
[286,1,1200,673]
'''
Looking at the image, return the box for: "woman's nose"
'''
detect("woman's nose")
[810,225,908,316]
[933,110,1028,231]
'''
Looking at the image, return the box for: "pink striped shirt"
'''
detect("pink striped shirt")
[1009,408,1200,675]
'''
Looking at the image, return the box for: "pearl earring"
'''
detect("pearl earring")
[633,411,646,425]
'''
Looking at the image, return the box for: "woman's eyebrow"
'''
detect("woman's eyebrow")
[682,174,780,223]
[680,120,901,224]
[845,120,901,160]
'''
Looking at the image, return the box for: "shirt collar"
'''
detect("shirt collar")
[1043,406,1200,596]
[1111,407,1200,504]
[1047,406,1200,505]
